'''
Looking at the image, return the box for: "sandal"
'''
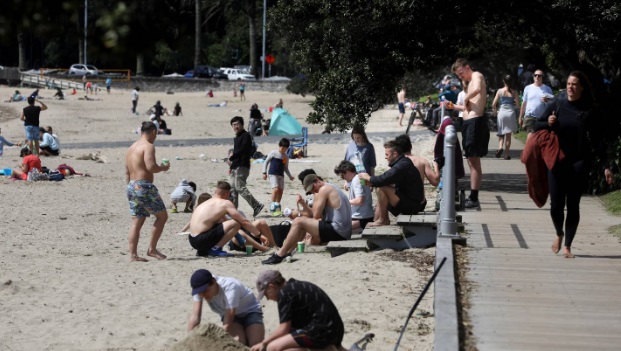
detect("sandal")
[495,149,503,158]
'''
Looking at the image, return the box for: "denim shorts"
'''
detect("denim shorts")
[221,311,264,327]
[25,125,40,141]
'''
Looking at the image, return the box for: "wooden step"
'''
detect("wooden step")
[396,213,462,225]
[360,225,404,240]
[326,238,371,257]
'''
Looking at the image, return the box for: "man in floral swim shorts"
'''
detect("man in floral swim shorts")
[125,121,170,262]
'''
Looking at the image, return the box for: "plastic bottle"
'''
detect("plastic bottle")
[354,151,367,186]
[27,170,32,182]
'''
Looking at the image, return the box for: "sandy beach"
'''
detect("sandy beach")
[0,85,439,351]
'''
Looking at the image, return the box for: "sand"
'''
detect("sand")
[0,85,438,351]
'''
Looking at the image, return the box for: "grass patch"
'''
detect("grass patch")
[513,131,527,144]
[599,191,621,241]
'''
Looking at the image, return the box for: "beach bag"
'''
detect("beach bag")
[57,164,76,175]
[269,221,292,247]
[48,171,65,181]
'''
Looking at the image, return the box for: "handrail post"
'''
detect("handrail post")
[439,125,459,238]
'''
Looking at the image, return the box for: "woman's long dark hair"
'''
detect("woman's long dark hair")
[569,70,595,107]
[503,74,513,95]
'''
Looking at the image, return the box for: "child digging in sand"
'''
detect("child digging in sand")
[262,138,294,216]
[170,179,197,213]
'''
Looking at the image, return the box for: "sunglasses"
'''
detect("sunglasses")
[533,74,543,77]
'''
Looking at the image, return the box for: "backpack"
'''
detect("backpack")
[56,164,76,175]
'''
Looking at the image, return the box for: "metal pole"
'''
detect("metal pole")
[261,0,266,80]
[439,125,458,237]
[84,0,88,64]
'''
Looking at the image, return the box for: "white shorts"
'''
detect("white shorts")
[171,193,191,203]
[269,175,284,189]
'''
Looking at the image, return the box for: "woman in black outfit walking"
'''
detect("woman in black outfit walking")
[536,71,613,258]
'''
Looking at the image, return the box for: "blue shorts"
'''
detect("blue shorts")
[126,180,166,218]
[398,103,405,114]
[221,311,264,327]
[25,125,40,141]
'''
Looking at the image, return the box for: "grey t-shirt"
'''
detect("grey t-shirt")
[349,175,374,219]
[322,183,352,239]
[192,276,262,318]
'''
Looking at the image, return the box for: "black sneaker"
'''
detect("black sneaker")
[262,253,285,265]
[253,203,265,217]
[464,198,480,208]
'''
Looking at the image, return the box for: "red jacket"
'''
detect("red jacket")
[520,130,565,208]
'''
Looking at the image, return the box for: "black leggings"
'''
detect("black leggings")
[547,159,587,248]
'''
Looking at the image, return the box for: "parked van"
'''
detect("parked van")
[220,68,255,81]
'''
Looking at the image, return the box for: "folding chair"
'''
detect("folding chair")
[287,127,308,158]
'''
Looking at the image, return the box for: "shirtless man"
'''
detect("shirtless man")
[185,181,265,257]
[125,121,170,262]
[452,58,489,208]
[394,134,440,186]
[397,86,407,127]
[262,174,352,265]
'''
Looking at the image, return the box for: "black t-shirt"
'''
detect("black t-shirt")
[277,279,344,339]
[153,104,164,117]
[23,105,42,126]
[250,108,262,120]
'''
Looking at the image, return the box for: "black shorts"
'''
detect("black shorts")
[388,196,426,217]
[462,116,489,158]
[291,327,343,349]
[188,223,225,256]
[40,146,59,156]
[398,102,405,114]
[355,217,374,229]
[318,221,347,243]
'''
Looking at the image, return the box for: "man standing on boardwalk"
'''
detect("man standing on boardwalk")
[519,68,553,137]
[397,86,407,127]
[452,58,489,208]
[124,121,170,262]
[229,116,264,217]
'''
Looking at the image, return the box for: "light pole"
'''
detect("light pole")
[84,0,88,64]
[261,0,266,79]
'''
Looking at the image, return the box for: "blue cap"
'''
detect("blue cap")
[190,269,213,295]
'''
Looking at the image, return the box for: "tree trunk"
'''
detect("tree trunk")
[194,0,201,70]
[77,5,84,63]
[136,53,144,76]
[247,0,258,77]
[18,32,26,70]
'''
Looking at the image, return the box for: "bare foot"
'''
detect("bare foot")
[367,220,390,227]
[147,249,167,260]
[551,235,563,254]
[562,247,575,258]
[131,255,148,262]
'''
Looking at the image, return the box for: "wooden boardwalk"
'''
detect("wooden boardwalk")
[460,140,621,351]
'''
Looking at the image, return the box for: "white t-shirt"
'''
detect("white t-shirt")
[349,174,374,219]
[131,89,139,101]
[522,83,553,118]
[192,276,261,318]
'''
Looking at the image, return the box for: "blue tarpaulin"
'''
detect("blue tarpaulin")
[269,108,303,136]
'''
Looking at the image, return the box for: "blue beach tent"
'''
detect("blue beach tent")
[269,108,303,136]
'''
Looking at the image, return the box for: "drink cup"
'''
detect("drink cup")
[162,159,169,166]
[360,178,366,186]
[246,245,253,255]
[297,241,305,253]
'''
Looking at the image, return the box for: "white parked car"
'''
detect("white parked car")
[69,64,100,76]
[220,68,255,81]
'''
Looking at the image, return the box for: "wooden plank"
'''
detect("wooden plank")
[326,239,369,257]
[360,226,403,240]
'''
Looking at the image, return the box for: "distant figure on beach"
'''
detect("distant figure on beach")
[182,180,264,257]
[394,134,440,186]
[397,86,406,127]
[53,88,64,100]
[249,103,264,136]
[208,101,228,108]
[239,82,246,101]
[334,160,374,233]
[124,121,169,262]
[173,102,183,116]
[105,77,112,94]
[229,116,264,217]
[82,75,87,90]
[151,100,165,119]
[359,140,425,227]
[39,127,60,156]
[170,179,197,213]
[131,87,140,115]
[0,126,21,157]
[262,138,295,216]
[452,58,489,208]
[275,98,283,109]
[262,173,352,265]
[251,270,347,351]
[20,96,48,156]
[5,90,24,102]
[10,147,41,180]
[491,74,519,160]
[188,269,265,346]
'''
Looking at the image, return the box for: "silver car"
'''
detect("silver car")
[69,64,100,76]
